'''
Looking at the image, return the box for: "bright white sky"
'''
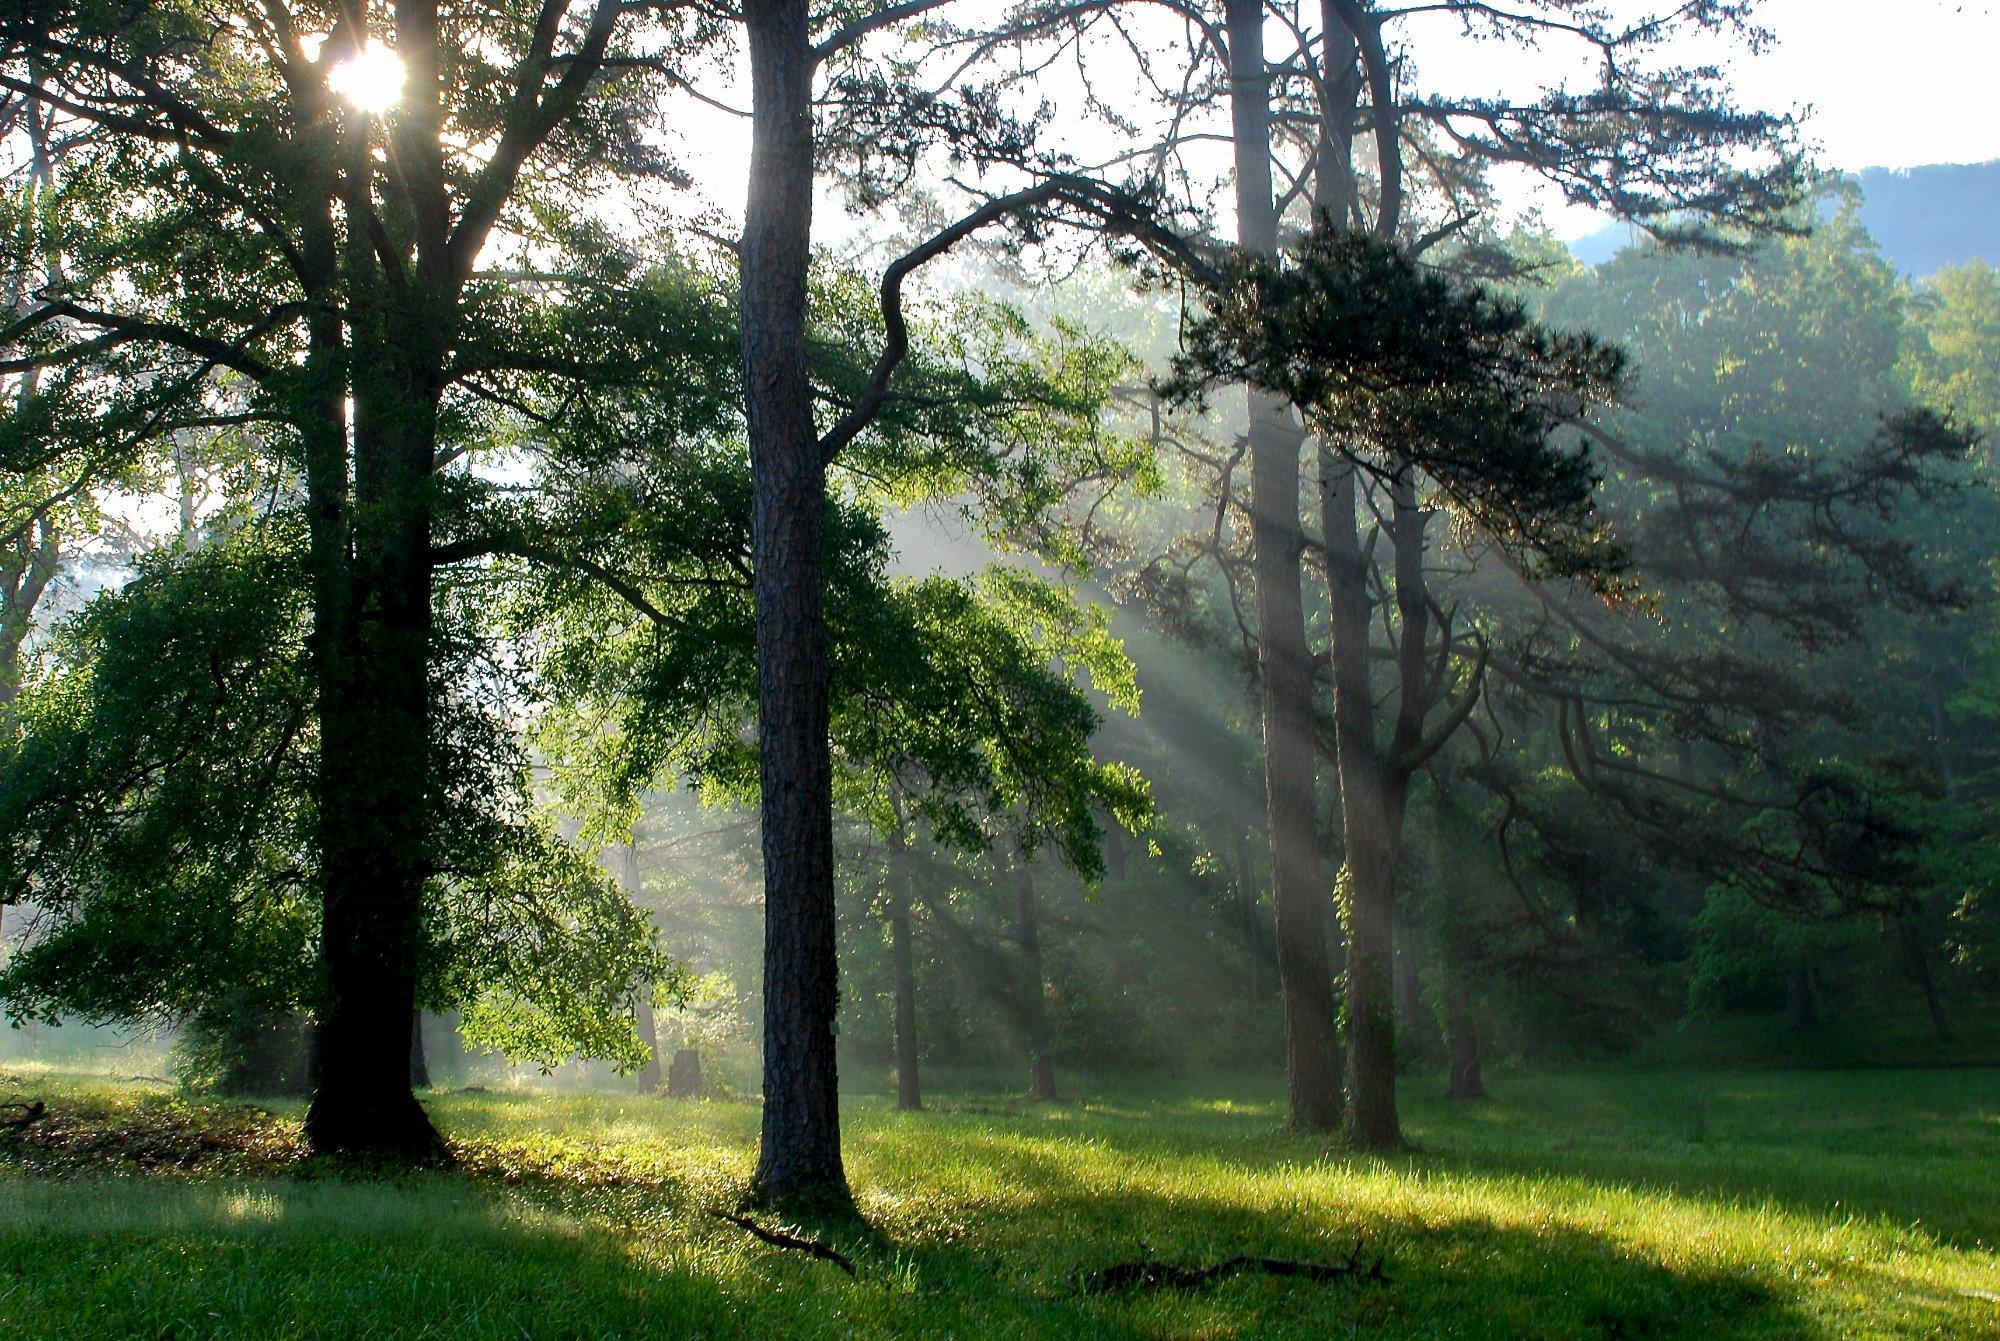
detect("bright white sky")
[663,0,2000,241]
[1443,0,2000,235]
[1715,0,2000,170]
[1410,0,2000,171]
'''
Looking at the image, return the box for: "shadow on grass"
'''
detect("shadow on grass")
[0,1097,1812,1340]
[887,1069,2000,1253]
[0,1162,1802,1340]
[1388,1071,2000,1252]
[33,1076,2000,1337]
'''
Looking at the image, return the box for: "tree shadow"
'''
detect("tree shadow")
[866,1184,1796,1339]
[0,1162,1807,1339]
[1389,1072,2000,1252]
[0,1081,1972,1338]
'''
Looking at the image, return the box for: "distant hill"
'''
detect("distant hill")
[1566,159,2000,275]
[1850,162,2000,275]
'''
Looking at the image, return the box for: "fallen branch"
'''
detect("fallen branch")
[707,1209,859,1277]
[1080,1243,1387,1294]
[1,1101,47,1134]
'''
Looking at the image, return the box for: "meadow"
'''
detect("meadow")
[1,1064,1995,1339]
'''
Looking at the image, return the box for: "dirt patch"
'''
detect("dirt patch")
[0,1093,306,1178]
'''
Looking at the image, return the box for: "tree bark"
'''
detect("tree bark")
[741,0,848,1210]
[889,823,922,1111]
[669,1047,705,1097]
[1014,850,1059,1100]
[1784,967,1818,1033]
[0,515,58,730]
[409,1010,431,1089]
[1325,469,1420,1152]
[301,75,447,1162]
[1895,920,1953,1043]
[1443,978,1485,1099]
[1,111,64,733]
[304,331,447,1161]
[1228,0,1344,1134]
[635,989,664,1095]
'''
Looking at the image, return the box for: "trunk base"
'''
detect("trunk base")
[667,1048,704,1098]
[1446,1061,1487,1101]
[1346,1103,1405,1153]
[746,1171,859,1221]
[304,1088,453,1166]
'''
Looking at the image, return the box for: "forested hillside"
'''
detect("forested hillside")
[1572,159,2000,276]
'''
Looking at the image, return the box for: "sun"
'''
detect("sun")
[327,41,405,114]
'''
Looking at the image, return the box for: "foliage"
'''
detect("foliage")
[0,530,317,1024]
[1907,260,2000,448]
[171,992,313,1098]
[1163,223,1629,589]
[0,526,672,1067]
[504,277,1157,877]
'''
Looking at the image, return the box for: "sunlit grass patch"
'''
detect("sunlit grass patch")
[0,1066,1995,1337]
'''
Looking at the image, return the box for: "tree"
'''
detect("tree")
[0,526,674,1072]
[1167,220,1628,1144]
[726,0,1206,1203]
[1443,203,1981,1052]
[966,0,1799,1145]
[884,805,922,1110]
[1909,261,2000,445]
[1226,0,1345,1133]
[0,0,718,1157]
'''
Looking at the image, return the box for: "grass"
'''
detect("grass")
[0,1064,1996,1338]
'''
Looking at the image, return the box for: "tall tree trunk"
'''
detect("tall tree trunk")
[1443,978,1485,1099]
[1326,469,1421,1151]
[889,822,922,1111]
[741,0,848,1210]
[0,516,58,730]
[273,65,444,1161]
[409,1010,431,1089]
[1313,0,1431,1153]
[1228,0,1344,1133]
[1895,920,1953,1042]
[1014,851,1059,1100]
[1784,967,1818,1033]
[2,109,63,733]
[299,125,446,1158]
[0,447,59,976]
[1237,824,1262,1006]
[635,990,663,1095]
[612,842,663,1096]
[305,338,447,1161]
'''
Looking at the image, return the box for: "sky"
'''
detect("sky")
[1418,0,2000,236]
[1729,0,2000,170]
[658,0,2000,241]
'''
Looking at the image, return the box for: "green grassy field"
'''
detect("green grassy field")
[0,1064,1995,1338]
